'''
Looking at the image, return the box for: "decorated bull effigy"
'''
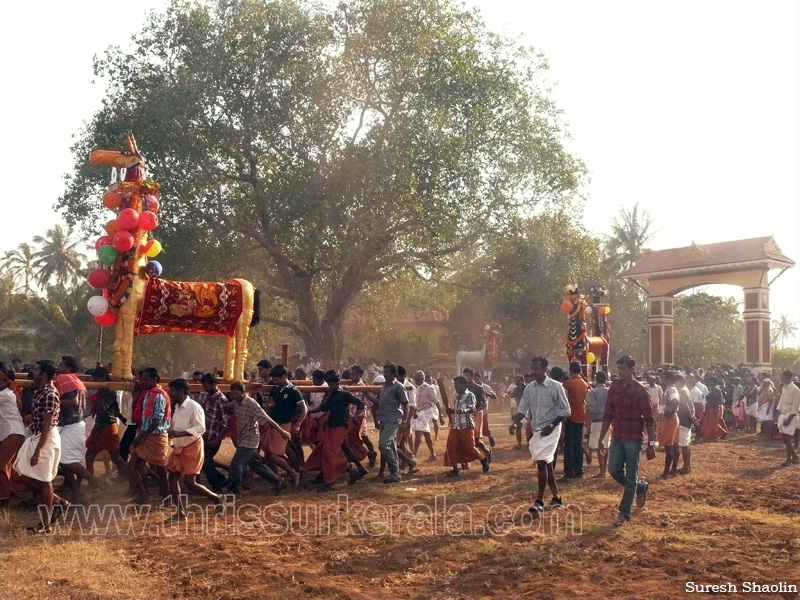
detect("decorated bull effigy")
[85,135,258,380]
[455,322,501,380]
[561,284,610,375]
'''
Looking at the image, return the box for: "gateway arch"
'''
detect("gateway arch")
[620,236,795,368]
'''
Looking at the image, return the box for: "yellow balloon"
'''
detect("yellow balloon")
[604,306,611,315]
[146,240,162,257]
[585,352,596,364]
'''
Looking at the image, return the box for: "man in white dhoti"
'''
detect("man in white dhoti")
[776,371,799,467]
[509,357,571,514]
[411,370,440,461]
[55,355,103,501]
[13,360,67,534]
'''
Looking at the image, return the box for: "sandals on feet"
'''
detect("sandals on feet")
[528,499,544,514]
[26,521,51,535]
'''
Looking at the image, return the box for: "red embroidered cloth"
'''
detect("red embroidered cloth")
[136,278,244,337]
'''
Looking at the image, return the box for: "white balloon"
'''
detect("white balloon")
[584,306,593,314]
[87,295,109,317]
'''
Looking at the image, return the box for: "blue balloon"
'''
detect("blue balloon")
[145,260,163,277]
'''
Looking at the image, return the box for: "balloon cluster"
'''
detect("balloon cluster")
[87,182,163,327]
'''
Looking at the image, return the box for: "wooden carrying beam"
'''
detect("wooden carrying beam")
[11,380,402,394]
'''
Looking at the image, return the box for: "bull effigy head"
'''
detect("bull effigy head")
[89,134,144,170]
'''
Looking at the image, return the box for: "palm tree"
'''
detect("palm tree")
[1,243,38,294]
[32,225,86,289]
[771,314,798,349]
[603,202,656,273]
[28,283,98,365]
[0,272,32,357]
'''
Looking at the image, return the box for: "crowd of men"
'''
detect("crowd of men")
[0,353,797,533]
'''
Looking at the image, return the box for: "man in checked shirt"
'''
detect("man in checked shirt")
[200,373,229,492]
[597,356,656,527]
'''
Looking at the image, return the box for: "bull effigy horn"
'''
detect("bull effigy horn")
[89,133,143,169]
[89,149,141,169]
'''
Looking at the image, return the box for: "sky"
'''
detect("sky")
[1,0,798,345]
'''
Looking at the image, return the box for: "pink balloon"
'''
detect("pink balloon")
[87,268,110,289]
[118,208,140,230]
[94,235,113,251]
[112,230,135,252]
[95,310,117,327]
[146,195,159,212]
[138,211,159,231]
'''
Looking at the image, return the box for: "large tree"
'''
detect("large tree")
[673,292,743,367]
[59,0,584,360]
[447,213,603,364]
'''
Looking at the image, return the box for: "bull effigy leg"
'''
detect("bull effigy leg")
[232,278,255,381]
[113,269,147,380]
[223,335,236,381]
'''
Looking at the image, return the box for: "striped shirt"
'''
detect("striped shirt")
[452,390,477,430]
[516,377,571,432]
[230,395,271,449]
[203,389,230,441]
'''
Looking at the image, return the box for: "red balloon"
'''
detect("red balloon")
[118,208,140,230]
[94,235,113,251]
[138,211,159,231]
[95,310,117,326]
[87,268,110,289]
[560,300,573,313]
[113,230,135,252]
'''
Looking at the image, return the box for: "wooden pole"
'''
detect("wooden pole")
[281,344,289,367]
[12,379,393,394]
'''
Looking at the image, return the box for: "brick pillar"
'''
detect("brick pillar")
[648,296,674,366]
[743,285,771,368]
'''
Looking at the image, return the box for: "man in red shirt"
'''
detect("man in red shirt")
[597,356,656,527]
[562,362,589,479]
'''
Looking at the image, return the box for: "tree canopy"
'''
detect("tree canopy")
[59,0,585,360]
[673,292,744,366]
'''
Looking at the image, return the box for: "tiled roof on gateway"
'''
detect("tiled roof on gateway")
[620,236,795,279]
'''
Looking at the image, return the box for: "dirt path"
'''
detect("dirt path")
[1,426,797,600]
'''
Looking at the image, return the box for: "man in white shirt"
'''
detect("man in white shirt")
[776,371,800,466]
[687,375,705,440]
[646,375,664,418]
[301,369,328,450]
[0,362,26,507]
[425,373,445,440]
[166,378,222,521]
[411,371,440,461]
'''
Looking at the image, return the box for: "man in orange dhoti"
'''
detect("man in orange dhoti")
[657,371,680,479]
[166,379,222,521]
[443,376,489,477]
[85,367,128,480]
[263,365,306,488]
[304,372,366,491]
[349,364,377,467]
[128,367,171,505]
[700,376,728,442]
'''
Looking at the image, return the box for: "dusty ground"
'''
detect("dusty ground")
[1,419,798,600]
